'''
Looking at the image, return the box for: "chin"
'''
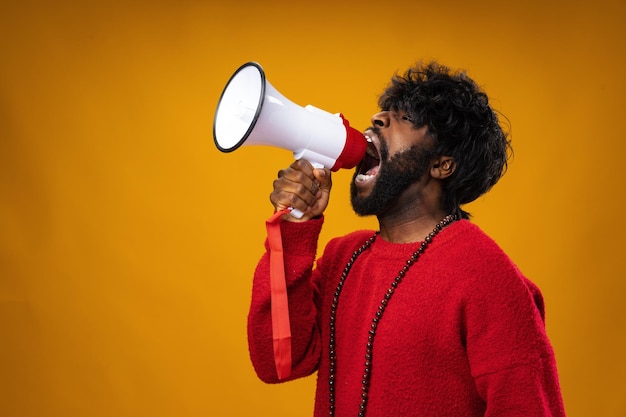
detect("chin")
[350,184,387,216]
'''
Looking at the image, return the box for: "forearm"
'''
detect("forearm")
[247,218,324,383]
[465,264,566,416]
[475,357,565,417]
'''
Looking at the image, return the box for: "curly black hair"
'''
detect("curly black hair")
[378,61,512,219]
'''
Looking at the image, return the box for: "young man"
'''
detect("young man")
[247,61,566,416]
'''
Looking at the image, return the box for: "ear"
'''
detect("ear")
[430,156,456,179]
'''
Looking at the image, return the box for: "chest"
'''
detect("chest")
[328,251,467,356]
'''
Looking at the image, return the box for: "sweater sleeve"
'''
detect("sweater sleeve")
[464,261,566,416]
[247,217,325,383]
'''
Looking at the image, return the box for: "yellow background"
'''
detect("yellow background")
[1,0,625,416]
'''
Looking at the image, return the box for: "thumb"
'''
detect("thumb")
[305,168,333,218]
[314,167,332,191]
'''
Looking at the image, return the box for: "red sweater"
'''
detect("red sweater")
[248,218,566,416]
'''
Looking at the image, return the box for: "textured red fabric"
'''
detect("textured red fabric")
[247,218,566,417]
[265,208,294,380]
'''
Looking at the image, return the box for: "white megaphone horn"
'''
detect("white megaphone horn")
[213,62,367,217]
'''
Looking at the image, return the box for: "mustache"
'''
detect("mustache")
[367,125,382,138]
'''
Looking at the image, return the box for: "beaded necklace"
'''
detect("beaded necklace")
[327,214,458,417]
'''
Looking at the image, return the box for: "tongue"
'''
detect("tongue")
[366,166,380,176]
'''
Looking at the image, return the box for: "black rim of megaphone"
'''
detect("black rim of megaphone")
[213,61,266,153]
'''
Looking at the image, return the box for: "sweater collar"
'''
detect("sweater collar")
[368,219,468,259]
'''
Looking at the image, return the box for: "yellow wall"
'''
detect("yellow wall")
[1,0,624,416]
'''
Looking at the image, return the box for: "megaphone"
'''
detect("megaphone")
[213,62,367,195]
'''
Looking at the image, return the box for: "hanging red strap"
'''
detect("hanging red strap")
[265,208,293,380]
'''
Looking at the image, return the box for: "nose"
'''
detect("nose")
[371,111,390,128]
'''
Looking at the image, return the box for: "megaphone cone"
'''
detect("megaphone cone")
[213,62,367,172]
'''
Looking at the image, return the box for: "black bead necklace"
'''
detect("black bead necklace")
[327,214,458,417]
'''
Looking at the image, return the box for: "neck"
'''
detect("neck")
[376,184,449,243]
[377,210,450,243]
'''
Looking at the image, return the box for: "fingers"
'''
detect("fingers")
[271,160,318,210]
[270,160,332,220]
[307,167,332,218]
[313,166,331,193]
[310,179,320,196]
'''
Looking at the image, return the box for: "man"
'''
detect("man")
[247,61,566,416]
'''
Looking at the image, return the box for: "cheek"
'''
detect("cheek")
[390,128,424,150]
[387,139,415,158]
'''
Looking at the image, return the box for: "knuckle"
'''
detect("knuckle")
[295,182,308,195]
[287,193,300,206]
[292,169,307,182]
[293,159,307,169]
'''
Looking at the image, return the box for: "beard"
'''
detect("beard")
[350,140,435,216]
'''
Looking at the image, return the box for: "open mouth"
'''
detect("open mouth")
[355,135,381,183]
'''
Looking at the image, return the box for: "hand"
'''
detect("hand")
[270,159,333,221]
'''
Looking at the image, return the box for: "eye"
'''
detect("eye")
[394,110,414,124]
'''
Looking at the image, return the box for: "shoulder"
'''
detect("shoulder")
[315,230,377,272]
[434,220,535,293]
[324,229,378,255]
[437,219,518,270]
[439,220,547,316]
[312,230,376,287]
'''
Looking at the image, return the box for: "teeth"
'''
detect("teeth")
[356,173,375,182]
[365,135,373,143]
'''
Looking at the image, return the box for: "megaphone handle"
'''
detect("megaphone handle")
[289,161,324,219]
